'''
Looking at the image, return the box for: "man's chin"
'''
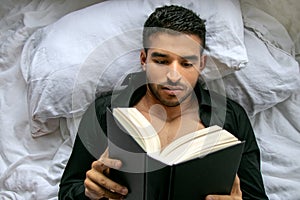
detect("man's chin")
[159,99,181,107]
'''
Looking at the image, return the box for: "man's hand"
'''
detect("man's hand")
[205,175,242,200]
[84,149,128,200]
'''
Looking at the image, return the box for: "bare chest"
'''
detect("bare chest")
[145,113,205,149]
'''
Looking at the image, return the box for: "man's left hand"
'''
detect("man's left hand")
[205,175,242,200]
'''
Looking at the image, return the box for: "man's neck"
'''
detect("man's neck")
[134,87,203,148]
[135,89,199,122]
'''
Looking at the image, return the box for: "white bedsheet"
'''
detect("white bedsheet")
[0,0,299,199]
[0,1,105,199]
[252,93,300,199]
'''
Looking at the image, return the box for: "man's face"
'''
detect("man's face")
[141,32,206,107]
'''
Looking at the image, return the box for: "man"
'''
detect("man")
[59,5,269,200]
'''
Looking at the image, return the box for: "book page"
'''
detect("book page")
[161,129,240,165]
[113,108,161,153]
[160,125,222,157]
[113,108,241,166]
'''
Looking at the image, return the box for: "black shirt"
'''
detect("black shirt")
[59,72,268,200]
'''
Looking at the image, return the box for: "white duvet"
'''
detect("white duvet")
[0,0,299,199]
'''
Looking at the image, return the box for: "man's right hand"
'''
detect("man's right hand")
[84,148,128,200]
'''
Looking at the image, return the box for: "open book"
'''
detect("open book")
[112,107,242,165]
[107,107,245,200]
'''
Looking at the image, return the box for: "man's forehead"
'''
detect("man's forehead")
[146,32,202,55]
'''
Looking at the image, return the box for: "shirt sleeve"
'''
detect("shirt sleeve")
[58,135,95,200]
[225,100,269,200]
[59,98,110,200]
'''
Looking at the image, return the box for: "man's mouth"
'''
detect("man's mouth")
[161,85,184,95]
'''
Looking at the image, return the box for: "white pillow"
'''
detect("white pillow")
[216,2,300,117]
[240,0,300,64]
[21,0,248,137]
[221,29,300,117]
[241,1,295,56]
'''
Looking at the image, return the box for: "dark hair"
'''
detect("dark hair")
[143,5,206,51]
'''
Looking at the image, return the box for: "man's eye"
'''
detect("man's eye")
[154,60,168,65]
[182,62,193,68]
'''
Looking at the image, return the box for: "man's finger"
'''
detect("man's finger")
[84,178,125,199]
[99,156,122,169]
[205,175,242,200]
[92,160,108,172]
[206,195,223,200]
[205,194,241,200]
[86,168,128,196]
[231,175,242,195]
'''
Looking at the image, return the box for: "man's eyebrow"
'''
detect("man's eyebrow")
[151,52,199,61]
[181,55,199,62]
[151,52,168,58]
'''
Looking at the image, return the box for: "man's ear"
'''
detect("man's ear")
[140,50,147,71]
[199,54,207,72]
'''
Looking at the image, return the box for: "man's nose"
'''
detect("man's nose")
[166,62,182,83]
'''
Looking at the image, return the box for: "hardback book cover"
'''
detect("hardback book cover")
[107,108,245,200]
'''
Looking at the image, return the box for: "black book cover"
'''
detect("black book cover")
[107,108,245,200]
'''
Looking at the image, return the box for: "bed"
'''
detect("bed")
[0,0,299,199]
